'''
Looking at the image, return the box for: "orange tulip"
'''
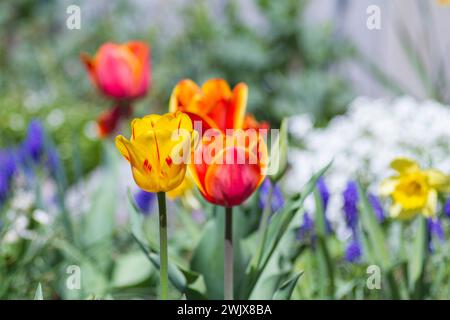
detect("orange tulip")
[81,41,150,101]
[243,114,270,131]
[170,78,268,207]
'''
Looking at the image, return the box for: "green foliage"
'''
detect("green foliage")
[3,0,449,302]
[126,163,330,300]
[153,0,354,125]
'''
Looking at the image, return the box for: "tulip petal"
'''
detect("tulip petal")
[96,43,136,99]
[115,135,160,191]
[125,41,150,96]
[169,79,201,112]
[154,111,193,133]
[230,83,248,129]
[201,79,232,110]
[80,52,98,86]
[204,147,264,207]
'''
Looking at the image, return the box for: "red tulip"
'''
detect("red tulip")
[81,41,150,101]
[170,78,268,207]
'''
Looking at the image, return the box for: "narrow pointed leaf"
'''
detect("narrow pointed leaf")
[273,271,304,300]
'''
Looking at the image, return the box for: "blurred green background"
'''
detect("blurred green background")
[0,0,356,182]
[2,0,450,300]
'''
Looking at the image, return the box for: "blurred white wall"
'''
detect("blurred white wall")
[306,0,450,100]
[72,0,450,100]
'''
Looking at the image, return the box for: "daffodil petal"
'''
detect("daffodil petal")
[423,188,437,217]
[390,157,419,173]
[426,169,450,192]
[389,202,402,218]
[379,177,398,196]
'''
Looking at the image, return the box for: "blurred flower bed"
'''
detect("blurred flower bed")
[287,96,450,237]
[1,0,450,301]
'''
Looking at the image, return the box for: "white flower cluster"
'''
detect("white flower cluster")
[1,179,57,244]
[285,96,450,236]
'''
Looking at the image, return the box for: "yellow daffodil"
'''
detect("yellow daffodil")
[115,111,195,193]
[380,157,450,219]
[437,0,450,6]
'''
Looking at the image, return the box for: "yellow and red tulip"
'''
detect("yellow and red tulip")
[81,41,150,101]
[170,78,268,207]
[115,111,195,193]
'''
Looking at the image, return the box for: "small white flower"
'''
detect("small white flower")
[10,191,35,211]
[33,209,53,225]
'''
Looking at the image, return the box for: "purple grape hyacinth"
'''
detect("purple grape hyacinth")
[345,238,362,263]
[21,120,45,164]
[259,179,284,213]
[444,198,450,218]
[0,150,17,205]
[134,190,156,216]
[317,177,330,211]
[297,211,315,242]
[343,181,359,231]
[427,218,445,253]
[368,193,385,222]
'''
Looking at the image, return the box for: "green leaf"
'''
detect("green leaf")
[127,188,146,243]
[313,188,335,299]
[34,283,43,300]
[357,183,390,269]
[112,251,154,288]
[258,162,332,271]
[132,233,206,299]
[272,271,304,300]
[244,162,331,298]
[408,216,427,296]
[80,143,118,252]
[53,238,108,299]
[190,217,224,299]
[179,269,207,300]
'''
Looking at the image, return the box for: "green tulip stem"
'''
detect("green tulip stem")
[224,206,234,300]
[157,192,169,300]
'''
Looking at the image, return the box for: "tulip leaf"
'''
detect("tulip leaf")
[131,233,207,299]
[127,188,147,244]
[313,188,334,299]
[244,162,331,298]
[356,182,390,269]
[249,271,288,299]
[34,283,43,300]
[112,251,154,288]
[80,143,118,273]
[190,216,224,299]
[259,162,332,268]
[408,216,427,296]
[272,271,304,300]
